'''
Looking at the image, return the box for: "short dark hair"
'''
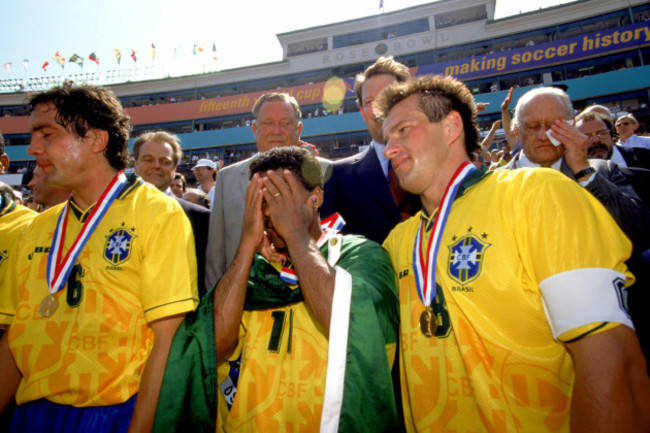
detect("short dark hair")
[575,110,616,139]
[354,56,410,108]
[27,82,131,171]
[575,110,613,131]
[173,172,187,192]
[375,75,479,155]
[249,146,322,191]
[133,131,183,166]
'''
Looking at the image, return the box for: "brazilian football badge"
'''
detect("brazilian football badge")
[104,226,136,266]
[447,233,491,286]
[44,172,128,317]
[413,162,475,337]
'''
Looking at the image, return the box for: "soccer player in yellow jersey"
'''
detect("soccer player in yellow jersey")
[1,131,38,331]
[207,146,399,432]
[0,83,198,432]
[0,185,37,329]
[375,75,650,432]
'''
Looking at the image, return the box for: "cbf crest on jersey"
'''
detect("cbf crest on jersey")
[447,233,491,286]
[104,227,137,265]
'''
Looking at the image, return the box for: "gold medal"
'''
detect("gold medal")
[39,295,58,318]
[419,307,437,338]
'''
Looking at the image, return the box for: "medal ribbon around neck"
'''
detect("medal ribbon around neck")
[47,171,128,295]
[412,162,475,308]
[279,212,346,285]
[317,212,346,247]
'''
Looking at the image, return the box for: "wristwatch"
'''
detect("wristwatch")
[573,166,596,179]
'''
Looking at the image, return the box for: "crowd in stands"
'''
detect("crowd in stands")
[1,55,650,432]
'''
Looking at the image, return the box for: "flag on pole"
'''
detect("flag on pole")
[42,61,49,71]
[115,49,122,65]
[53,51,65,67]
[131,49,137,63]
[211,42,218,64]
[89,52,100,66]
[193,44,204,55]
[3,62,11,73]
[69,54,84,67]
[21,59,29,71]
[151,43,156,60]
[379,0,383,8]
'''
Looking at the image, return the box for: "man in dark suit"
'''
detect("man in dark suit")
[133,131,210,296]
[501,86,649,248]
[501,86,650,367]
[321,56,420,244]
[575,111,650,170]
[574,111,650,371]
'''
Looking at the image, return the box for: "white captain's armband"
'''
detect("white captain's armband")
[539,268,634,339]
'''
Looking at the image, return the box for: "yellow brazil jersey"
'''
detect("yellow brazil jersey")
[223,304,329,432]
[383,168,633,433]
[0,198,37,327]
[216,235,400,433]
[6,176,199,407]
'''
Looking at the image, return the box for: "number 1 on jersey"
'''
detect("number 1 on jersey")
[267,310,293,353]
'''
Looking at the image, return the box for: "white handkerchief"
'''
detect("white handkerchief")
[546,119,574,146]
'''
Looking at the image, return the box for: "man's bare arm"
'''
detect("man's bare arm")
[480,119,502,151]
[214,174,265,361]
[0,329,21,416]
[501,87,517,152]
[261,170,335,333]
[567,325,650,432]
[285,235,335,334]
[127,314,186,433]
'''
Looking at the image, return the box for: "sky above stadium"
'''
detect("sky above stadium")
[0,0,568,81]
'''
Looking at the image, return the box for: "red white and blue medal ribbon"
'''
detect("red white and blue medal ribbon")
[317,212,346,247]
[279,212,346,285]
[280,267,299,285]
[412,162,475,308]
[46,171,128,295]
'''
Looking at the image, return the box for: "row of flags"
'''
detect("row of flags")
[3,60,29,74]
[3,43,218,74]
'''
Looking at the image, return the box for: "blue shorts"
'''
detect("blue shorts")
[9,395,136,433]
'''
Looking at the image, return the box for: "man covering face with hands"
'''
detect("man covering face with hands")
[155,146,401,433]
